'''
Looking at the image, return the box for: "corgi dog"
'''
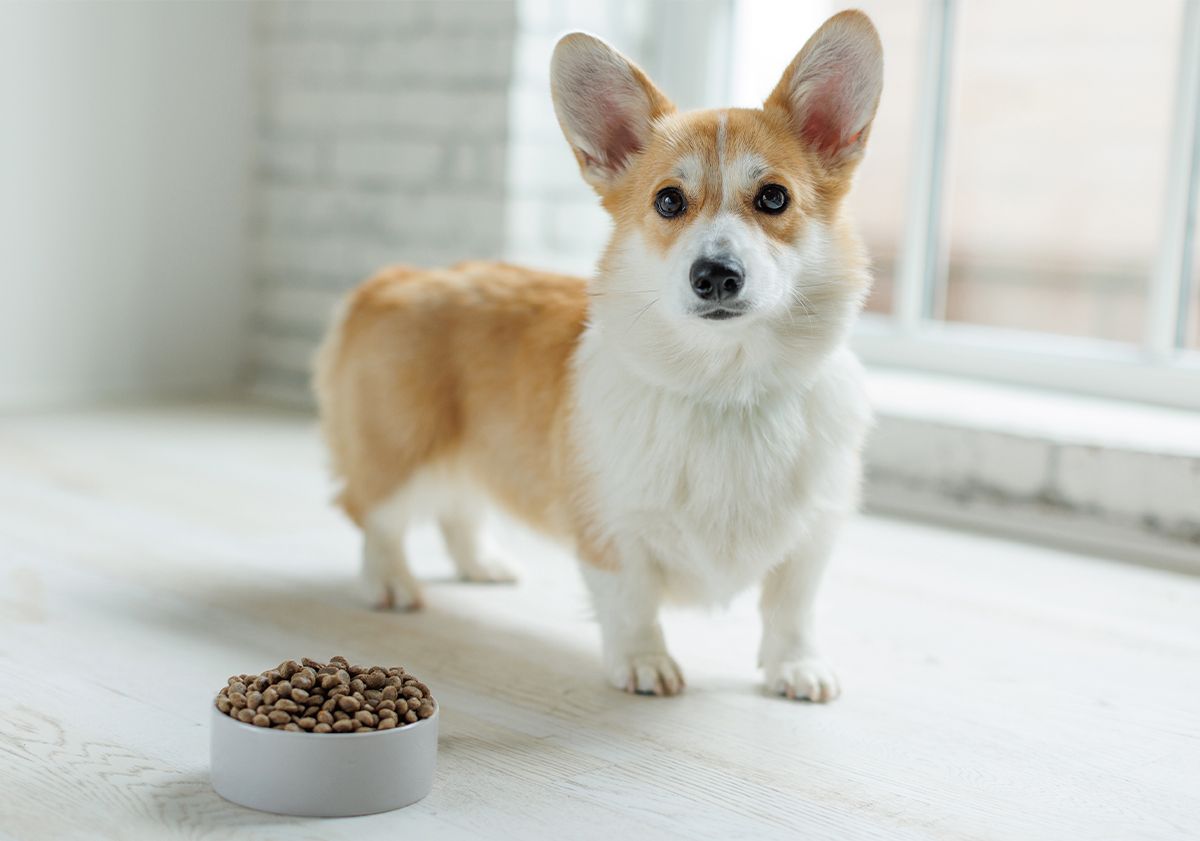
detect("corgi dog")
[314,11,882,702]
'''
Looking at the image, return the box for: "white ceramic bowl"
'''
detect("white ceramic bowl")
[209,703,438,816]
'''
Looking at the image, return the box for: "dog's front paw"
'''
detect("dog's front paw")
[764,657,840,702]
[608,653,686,696]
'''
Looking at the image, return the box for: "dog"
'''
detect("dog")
[314,10,882,702]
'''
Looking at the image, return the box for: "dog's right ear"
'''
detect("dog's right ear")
[551,33,674,194]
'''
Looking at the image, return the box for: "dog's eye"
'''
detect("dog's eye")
[654,188,686,219]
[755,184,789,215]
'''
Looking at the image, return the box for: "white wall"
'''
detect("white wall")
[245,0,516,404]
[0,1,253,409]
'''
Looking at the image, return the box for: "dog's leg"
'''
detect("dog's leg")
[758,522,841,702]
[581,560,684,696]
[439,505,518,584]
[361,509,422,612]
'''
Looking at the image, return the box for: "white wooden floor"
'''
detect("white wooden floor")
[1,402,1198,841]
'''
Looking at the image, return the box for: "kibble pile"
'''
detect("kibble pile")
[215,656,435,733]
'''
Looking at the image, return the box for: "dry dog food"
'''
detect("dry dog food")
[215,656,435,733]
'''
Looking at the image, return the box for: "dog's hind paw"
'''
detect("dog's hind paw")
[362,575,423,612]
[458,553,519,584]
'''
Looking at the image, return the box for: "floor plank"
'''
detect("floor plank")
[0,401,1197,841]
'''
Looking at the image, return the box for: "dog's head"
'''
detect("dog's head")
[551,12,883,394]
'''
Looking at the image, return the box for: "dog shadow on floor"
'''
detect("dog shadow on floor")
[88,556,748,724]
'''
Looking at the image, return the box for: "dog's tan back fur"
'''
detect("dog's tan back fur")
[314,261,587,535]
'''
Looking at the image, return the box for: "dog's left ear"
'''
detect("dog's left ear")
[551,33,675,193]
[766,10,883,171]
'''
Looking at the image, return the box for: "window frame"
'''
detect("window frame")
[853,0,1200,411]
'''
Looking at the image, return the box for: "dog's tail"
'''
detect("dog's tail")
[312,284,361,522]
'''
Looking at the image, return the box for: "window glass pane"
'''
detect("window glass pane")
[1190,187,1200,350]
[939,1,1183,342]
[1191,263,1200,349]
[730,1,925,315]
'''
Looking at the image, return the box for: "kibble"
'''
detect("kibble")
[291,673,314,691]
[215,656,435,735]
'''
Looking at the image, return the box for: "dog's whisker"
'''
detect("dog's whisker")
[587,289,657,298]
[789,287,817,321]
[626,297,660,333]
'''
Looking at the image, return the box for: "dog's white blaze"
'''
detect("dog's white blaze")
[723,153,768,210]
[716,111,727,181]
[672,153,704,194]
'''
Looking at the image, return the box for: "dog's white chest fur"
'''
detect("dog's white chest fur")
[572,330,870,605]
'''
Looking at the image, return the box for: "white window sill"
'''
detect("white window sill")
[853,319,1200,412]
[863,368,1200,575]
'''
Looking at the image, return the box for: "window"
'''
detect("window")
[727,0,1200,410]
[939,1,1182,343]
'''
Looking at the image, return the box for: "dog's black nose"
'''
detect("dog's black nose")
[690,257,744,301]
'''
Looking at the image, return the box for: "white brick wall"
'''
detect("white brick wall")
[248,0,517,402]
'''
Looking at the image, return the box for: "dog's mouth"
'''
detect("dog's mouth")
[698,307,746,321]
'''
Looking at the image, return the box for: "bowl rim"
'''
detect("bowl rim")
[210,699,439,738]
